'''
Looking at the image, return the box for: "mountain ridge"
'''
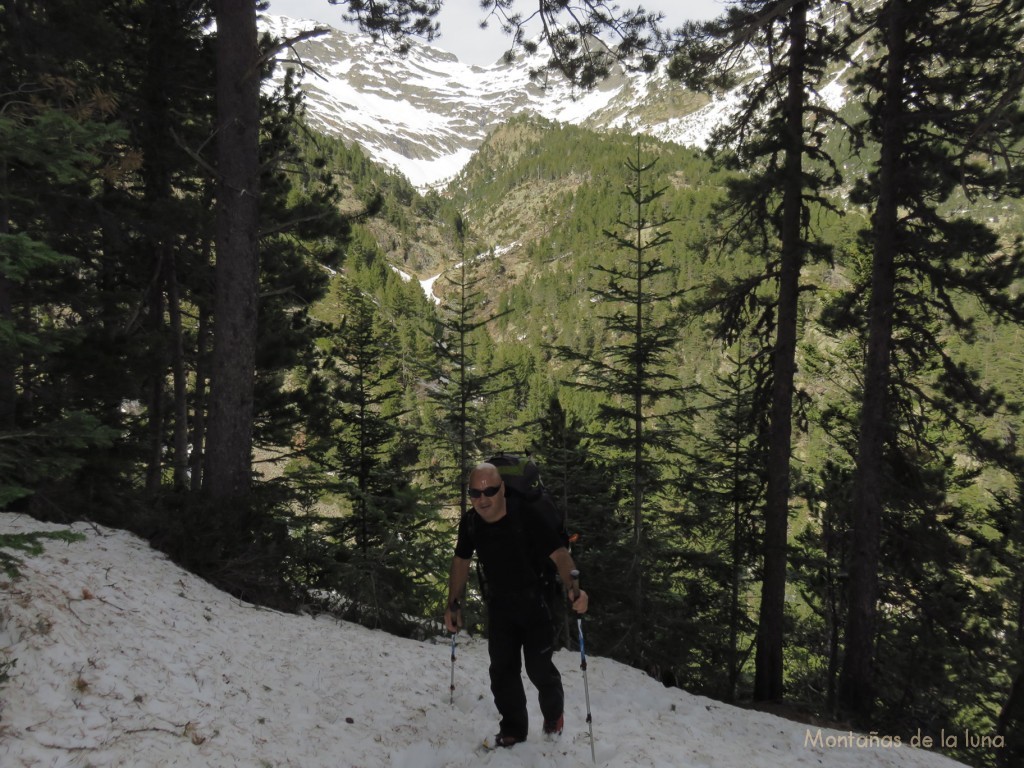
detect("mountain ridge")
[262,13,744,191]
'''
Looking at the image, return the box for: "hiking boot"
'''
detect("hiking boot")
[543,715,564,736]
[492,732,525,748]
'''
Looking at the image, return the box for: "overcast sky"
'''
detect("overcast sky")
[265,0,727,66]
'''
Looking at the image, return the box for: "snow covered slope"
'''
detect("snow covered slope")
[1,512,965,768]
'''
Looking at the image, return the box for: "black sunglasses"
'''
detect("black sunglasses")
[468,484,502,499]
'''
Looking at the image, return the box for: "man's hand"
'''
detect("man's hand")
[570,588,589,615]
[444,601,461,633]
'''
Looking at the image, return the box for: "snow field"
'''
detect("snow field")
[0,513,966,768]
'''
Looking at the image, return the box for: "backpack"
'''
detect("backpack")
[486,452,568,550]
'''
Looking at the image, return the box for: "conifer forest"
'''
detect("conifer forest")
[2,2,1023,766]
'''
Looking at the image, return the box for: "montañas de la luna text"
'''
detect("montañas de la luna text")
[804,728,1005,750]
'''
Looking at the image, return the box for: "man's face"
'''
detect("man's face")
[468,468,506,522]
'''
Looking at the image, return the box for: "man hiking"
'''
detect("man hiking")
[444,462,589,748]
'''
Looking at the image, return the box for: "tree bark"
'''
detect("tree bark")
[0,161,14,430]
[997,665,1024,768]
[204,0,260,501]
[190,297,211,493]
[166,250,190,489]
[144,249,168,494]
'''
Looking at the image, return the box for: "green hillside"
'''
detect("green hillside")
[342,114,1024,486]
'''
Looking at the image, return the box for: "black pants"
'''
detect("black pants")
[487,590,563,740]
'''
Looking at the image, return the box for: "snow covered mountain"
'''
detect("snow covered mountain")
[262,14,738,191]
[1,511,967,768]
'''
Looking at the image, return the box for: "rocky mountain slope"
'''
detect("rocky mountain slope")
[262,14,749,191]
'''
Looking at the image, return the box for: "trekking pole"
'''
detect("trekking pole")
[449,599,459,705]
[571,570,596,764]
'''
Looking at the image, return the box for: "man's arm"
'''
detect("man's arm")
[550,547,589,614]
[444,556,471,633]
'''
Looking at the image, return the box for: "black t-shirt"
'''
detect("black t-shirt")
[455,495,564,600]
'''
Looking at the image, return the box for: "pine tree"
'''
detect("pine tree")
[529,395,619,648]
[669,0,848,701]
[790,461,851,713]
[479,0,663,87]
[121,0,219,493]
[839,0,1024,722]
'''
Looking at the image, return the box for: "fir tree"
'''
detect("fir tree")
[294,276,443,632]
[0,0,129,512]
[682,339,768,700]
[425,228,513,506]
[839,0,1024,722]
[556,139,691,680]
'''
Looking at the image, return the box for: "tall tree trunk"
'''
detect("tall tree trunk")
[840,0,907,724]
[0,279,12,429]
[1008,575,1024,761]
[166,250,190,489]
[139,0,179,494]
[754,0,807,704]
[997,665,1024,768]
[145,249,168,493]
[0,162,14,430]
[729,396,742,702]
[190,299,211,493]
[825,500,841,714]
[204,0,260,501]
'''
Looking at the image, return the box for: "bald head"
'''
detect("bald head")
[469,462,500,485]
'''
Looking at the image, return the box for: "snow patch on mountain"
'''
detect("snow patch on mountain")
[261,14,736,192]
[420,274,441,304]
[657,88,746,149]
[262,14,852,193]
